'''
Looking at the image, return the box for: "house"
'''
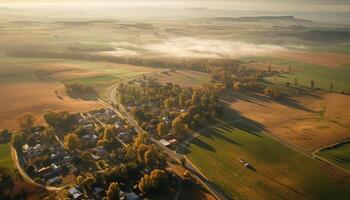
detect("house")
[93,187,105,197]
[69,187,83,200]
[37,166,53,178]
[159,139,171,147]
[22,144,30,153]
[47,176,61,186]
[125,192,140,200]
[96,146,108,157]
[168,138,178,145]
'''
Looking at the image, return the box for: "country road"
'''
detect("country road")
[10,145,63,192]
[98,73,234,200]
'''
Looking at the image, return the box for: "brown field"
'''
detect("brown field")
[157,70,210,87]
[276,51,350,68]
[0,56,161,130]
[0,81,103,130]
[225,91,350,153]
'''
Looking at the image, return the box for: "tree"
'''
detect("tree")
[0,166,14,196]
[0,129,12,143]
[106,182,120,200]
[138,174,152,194]
[144,146,158,167]
[43,109,76,132]
[64,133,80,151]
[83,176,96,191]
[310,80,315,88]
[164,97,175,109]
[330,83,334,92]
[150,169,167,189]
[157,122,167,138]
[191,91,201,105]
[76,175,84,187]
[179,93,187,108]
[17,113,35,135]
[12,133,25,150]
[294,77,298,85]
[180,157,186,166]
[44,127,55,140]
[104,125,116,141]
[172,116,186,137]
[233,82,241,92]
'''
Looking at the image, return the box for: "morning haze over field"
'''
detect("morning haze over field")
[0,0,350,200]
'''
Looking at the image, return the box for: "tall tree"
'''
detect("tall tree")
[17,113,35,135]
[64,133,80,151]
[157,122,167,138]
[106,182,120,200]
[138,174,152,194]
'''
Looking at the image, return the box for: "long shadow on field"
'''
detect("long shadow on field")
[223,90,318,113]
[191,137,216,152]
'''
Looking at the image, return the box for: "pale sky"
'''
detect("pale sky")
[1,0,349,12]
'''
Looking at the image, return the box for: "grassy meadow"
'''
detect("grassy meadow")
[187,115,350,200]
[316,142,350,172]
[0,143,14,169]
[242,56,350,93]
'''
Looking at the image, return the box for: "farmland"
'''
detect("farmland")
[187,115,350,200]
[242,55,350,93]
[316,142,350,172]
[0,56,159,130]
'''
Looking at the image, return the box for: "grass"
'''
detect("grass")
[241,56,350,93]
[0,143,14,170]
[187,115,350,200]
[316,142,350,172]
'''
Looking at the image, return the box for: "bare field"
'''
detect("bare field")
[0,81,102,130]
[275,51,350,68]
[0,58,159,130]
[225,91,350,153]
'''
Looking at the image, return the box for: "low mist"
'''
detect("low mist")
[104,37,286,58]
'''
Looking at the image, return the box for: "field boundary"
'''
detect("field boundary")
[311,139,350,173]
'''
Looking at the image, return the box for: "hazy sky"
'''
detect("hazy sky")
[1,0,350,12]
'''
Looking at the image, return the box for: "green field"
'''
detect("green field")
[242,56,350,93]
[187,117,350,200]
[0,143,14,169]
[316,142,350,172]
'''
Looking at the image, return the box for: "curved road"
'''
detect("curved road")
[100,73,234,200]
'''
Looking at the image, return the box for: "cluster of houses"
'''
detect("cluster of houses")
[68,186,140,200]
[21,132,73,186]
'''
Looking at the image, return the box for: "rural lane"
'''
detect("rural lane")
[98,73,234,200]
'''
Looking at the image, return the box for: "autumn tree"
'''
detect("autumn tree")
[0,166,14,197]
[106,182,120,200]
[157,122,167,138]
[191,91,201,105]
[233,82,241,92]
[12,133,25,150]
[43,109,76,132]
[17,113,35,135]
[310,80,315,88]
[138,174,152,194]
[104,125,116,141]
[150,169,167,189]
[64,133,80,151]
[83,176,96,191]
[172,116,186,138]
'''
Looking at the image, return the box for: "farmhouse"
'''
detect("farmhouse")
[69,187,84,200]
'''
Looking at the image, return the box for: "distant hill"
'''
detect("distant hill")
[206,16,313,23]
